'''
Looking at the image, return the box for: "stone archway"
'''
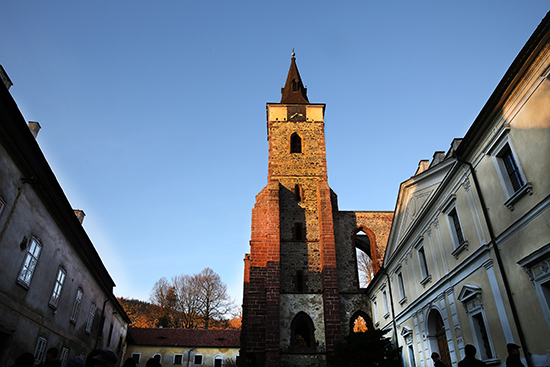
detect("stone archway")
[427,309,451,367]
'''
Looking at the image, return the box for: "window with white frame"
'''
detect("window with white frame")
[214,355,223,367]
[49,267,66,308]
[18,237,42,287]
[458,285,497,362]
[442,200,469,258]
[518,244,550,330]
[397,270,406,303]
[70,288,83,323]
[372,298,379,326]
[194,354,203,365]
[417,242,430,285]
[174,354,183,365]
[489,136,532,211]
[34,337,48,365]
[132,353,141,364]
[382,289,389,318]
[60,347,69,367]
[86,302,96,334]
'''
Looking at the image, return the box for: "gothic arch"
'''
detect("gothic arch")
[352,226,380,272]
[290,311,316,352]
[349,310,373,334]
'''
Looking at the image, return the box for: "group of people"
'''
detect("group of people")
[432,343,526,367]
[9,348,120,367]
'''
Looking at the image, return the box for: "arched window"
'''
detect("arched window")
[290,133,302,153]
[290,312,316,352]
[350,310,372,333]
[354,228,376,288]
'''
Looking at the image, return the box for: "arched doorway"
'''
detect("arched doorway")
[427,309,451,367]
[290,312,316,352]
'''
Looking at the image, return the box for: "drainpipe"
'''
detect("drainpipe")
[382,270,402,367]
[187,347,195,367]
[95,297,111,349]
[454,154,532,367]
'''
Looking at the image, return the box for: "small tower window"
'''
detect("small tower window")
[294,184,303,202]
[296,270,304,292]
[294,223,303,241]
[290,133,302,153]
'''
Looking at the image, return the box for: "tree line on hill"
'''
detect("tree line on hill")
[118,267,241,329]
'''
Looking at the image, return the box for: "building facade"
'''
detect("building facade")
[240,54,393,367]
[124,328,240,367]
[0,67,129,366]
[366,12,550,367]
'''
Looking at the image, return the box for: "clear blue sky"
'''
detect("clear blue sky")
[2,1,548,307]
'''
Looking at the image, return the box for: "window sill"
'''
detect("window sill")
[483,358,501,365]
[399,297,408,306]
[383,312,390,319]
[374,321,380,328]
[420,275,432,287]
[504,182,533,211]
[16,279,30,290]
[451,241,469,259]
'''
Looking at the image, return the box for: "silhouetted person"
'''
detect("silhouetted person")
[146,355,161,367]
[122,358,136,367]
[88,350,117,367]
[67,356,85,367]
[458,344,487,367]
[246,354,259,367]
[506,343,525,367]
[38,348,59,367]
[432,352,447,367]
[10,352,34,367]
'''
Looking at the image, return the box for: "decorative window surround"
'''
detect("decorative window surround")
[486,130,532,211]
[420,275,432,287]
[458,285,498,363]
[401,326,413,345]
[503,182,534,211]
[518,243,550,330]
[441,197,469,259]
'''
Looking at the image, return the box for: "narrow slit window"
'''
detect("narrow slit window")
[290,133,302,153]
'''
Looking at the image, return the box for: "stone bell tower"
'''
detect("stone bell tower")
[240,52,394,367]
[240,52,340,367]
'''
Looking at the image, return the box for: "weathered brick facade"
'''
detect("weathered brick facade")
[241,55,394,367]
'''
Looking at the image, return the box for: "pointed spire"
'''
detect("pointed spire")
[281,50,309,104]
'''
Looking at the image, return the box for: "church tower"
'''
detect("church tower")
[240,53,393,367]
[241,52,341,367]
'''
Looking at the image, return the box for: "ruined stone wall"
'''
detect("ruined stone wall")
[333,210,394,335]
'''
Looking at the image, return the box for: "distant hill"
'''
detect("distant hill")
[118,297,159,328]
[117,297,241,329]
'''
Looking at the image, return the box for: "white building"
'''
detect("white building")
[366,11,550,367]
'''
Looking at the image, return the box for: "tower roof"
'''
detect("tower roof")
[280,51,309,104]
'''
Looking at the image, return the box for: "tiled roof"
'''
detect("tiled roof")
[127,328,240,348]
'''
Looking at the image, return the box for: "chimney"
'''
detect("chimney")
[73,209,86,224]
[414,160,430,176]
[0,65,13,90]
[28,121,41,139]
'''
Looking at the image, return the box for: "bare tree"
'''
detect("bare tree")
[150,277,179,327]
[150,268,234,329]
[196,267,233,329]
[173,274,202,328]
[357,250,374,288]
